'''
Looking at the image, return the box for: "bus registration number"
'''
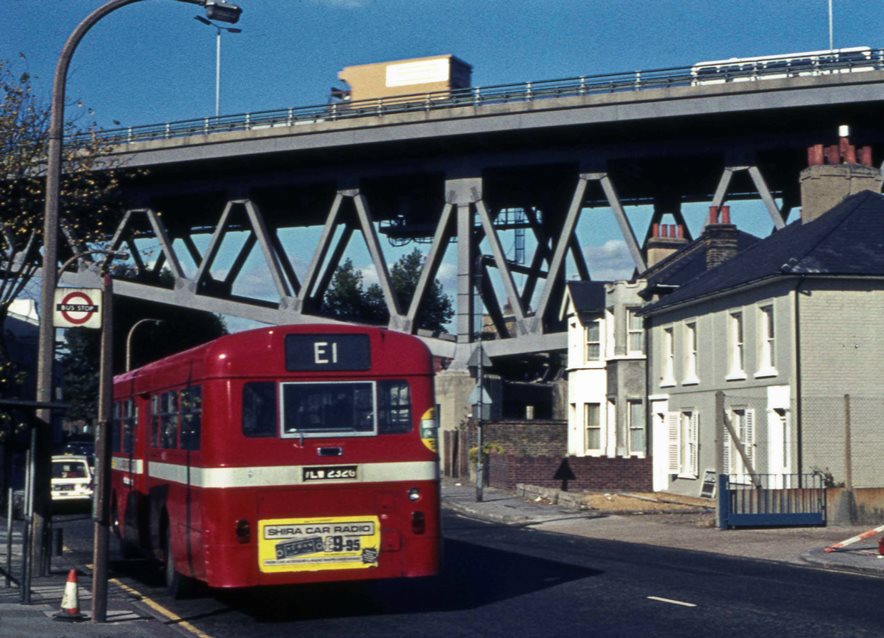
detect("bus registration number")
[258,515,381,573]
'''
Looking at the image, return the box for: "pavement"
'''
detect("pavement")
[1,481,881,637]
[441,479,884,577]
[0,526,190,638]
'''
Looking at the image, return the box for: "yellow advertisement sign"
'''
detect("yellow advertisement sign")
[258,515,381,573]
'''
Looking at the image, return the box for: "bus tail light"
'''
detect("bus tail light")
[411,511,426,535]
[407,488,421,502]
[235,519,250,544]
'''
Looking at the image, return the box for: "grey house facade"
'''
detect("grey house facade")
[641,191,884,496]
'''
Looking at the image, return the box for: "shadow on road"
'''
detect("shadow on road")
[207,537,601,622]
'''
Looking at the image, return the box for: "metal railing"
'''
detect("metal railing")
[718,472,827,529]
[74,48,884,147]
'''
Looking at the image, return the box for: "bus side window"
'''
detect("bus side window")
[160,391,179,449]
[243,382,276,437]
[111,401,121,452]
[151,395,160,448]
[181,386,202,451]
[378,381,412,434]
[122,399,136,454]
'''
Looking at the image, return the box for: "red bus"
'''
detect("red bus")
[110,324,440,597]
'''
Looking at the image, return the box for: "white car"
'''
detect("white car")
[51,455,94,503]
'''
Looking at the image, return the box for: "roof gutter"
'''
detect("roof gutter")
[640,273,884,318]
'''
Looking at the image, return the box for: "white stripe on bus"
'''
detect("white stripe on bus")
[145,461,438,488]
[111,457,144,474]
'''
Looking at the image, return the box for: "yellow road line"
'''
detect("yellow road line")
[109,578,214,638]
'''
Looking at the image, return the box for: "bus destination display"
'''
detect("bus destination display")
[285,334,371,371]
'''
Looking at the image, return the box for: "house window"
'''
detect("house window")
[666,410,698,478]
[727,311,745,378]
[585,402,601,452]
[627,400,645,454]
[683,322,698,383]
[627,308,644,354]
[724,408,755,477]
[661,327,675,386]
[586,320,602,361]
[757,305,776,375]
[774,407,790,473]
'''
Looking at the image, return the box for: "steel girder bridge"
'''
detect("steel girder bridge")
[59,60,884,367]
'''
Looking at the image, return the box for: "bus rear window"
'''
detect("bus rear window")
[243,380,414,438]
[243,382,276,437]
[282,382,374,436]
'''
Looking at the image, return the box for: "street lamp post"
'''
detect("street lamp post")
[34,0,241,617]
[194,15,242,117]
[126,318,162,371]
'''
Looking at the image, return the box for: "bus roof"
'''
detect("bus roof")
[114,324,432,393]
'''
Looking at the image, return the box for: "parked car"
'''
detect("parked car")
[62,440,95,469]
[50,455,94,504]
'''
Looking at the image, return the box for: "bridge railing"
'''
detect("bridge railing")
[75,49,884,147]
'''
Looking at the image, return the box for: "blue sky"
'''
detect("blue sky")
[4,1,883,329]
[4,0,881,130]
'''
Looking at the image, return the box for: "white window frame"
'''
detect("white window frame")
[585,402,602,453]
[627,399,646,456]
[683,321,699,385]
[724,408,755,479]
[727,311,746,380]
[586,319,602,362]
[667,410,698,478]
[756,304,777,378]
[627,308,644,355]
[661,327,675,387]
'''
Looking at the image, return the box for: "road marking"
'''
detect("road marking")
[647,595,697,608]
[110,578,214,638]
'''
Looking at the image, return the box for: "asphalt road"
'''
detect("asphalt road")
[55,510,884,638]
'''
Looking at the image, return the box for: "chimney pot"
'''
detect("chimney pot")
[720,205,731,225]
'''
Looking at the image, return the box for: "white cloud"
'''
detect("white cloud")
[583,239,636,281]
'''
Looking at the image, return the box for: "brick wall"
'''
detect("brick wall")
[458,419,653,492]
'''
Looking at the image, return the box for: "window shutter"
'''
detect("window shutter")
[745,408,755,468]
[690,412,699,476]
[667,412,680,473]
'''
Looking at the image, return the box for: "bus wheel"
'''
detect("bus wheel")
[111,500,138,559]
[163,521,194,599]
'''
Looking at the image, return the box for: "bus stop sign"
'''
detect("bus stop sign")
[53,288,102,329]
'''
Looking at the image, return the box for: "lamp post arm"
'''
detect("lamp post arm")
[126,318,161,371]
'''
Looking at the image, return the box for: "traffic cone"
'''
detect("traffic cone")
[54,568,86,622]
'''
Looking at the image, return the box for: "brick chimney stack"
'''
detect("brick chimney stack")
[705,205,738,270]
[800,125,882,223]
[645,222,688,267]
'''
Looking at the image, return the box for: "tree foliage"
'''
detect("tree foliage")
[0,57,123,396]
[322,250,454,333]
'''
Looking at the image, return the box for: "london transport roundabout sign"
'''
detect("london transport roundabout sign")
[53,288,102,329]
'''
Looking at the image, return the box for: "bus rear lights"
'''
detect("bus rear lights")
[407,488,421,502]
[235,519,250,544]
[411,511,426,535]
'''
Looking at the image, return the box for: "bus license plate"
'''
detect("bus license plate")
[258,515,381,573]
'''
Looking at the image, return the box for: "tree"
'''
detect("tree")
[322,250,454,333]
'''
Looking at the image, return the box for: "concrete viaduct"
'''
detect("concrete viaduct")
[60,61,884,370]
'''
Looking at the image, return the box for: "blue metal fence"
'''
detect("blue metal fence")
[718,473,827,529]
[73,48,884,148]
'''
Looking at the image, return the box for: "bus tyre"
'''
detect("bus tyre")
[163,522,194,599]
[111,501,138,559]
